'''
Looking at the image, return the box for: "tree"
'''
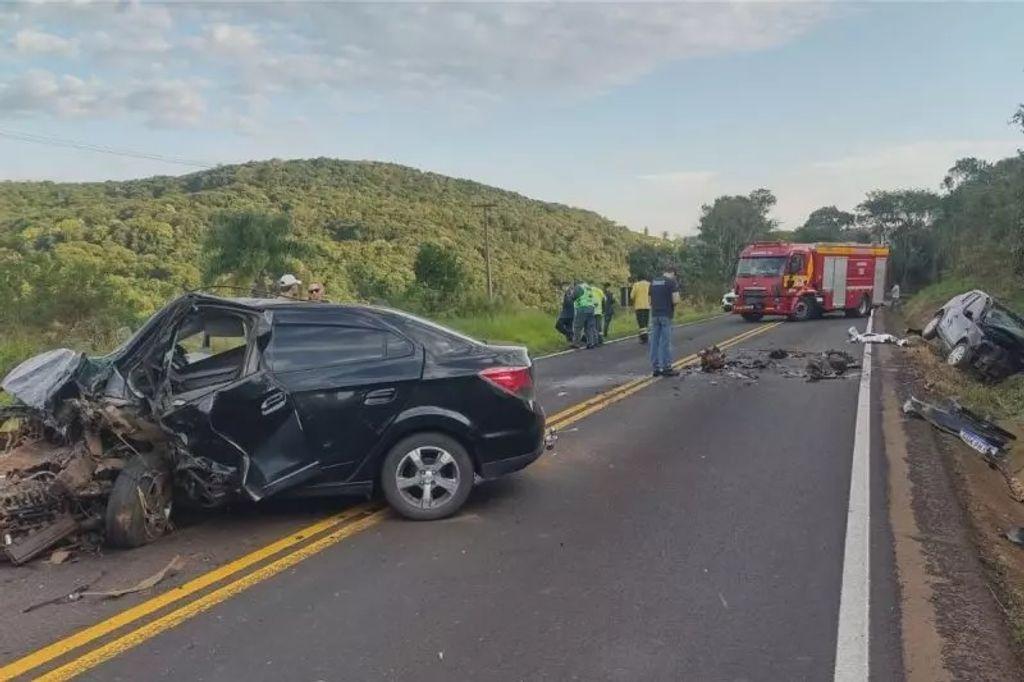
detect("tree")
[201,211,308,294]
[793,206,860,243]
[941,157,992,191]
[857,190,941,287]
[627,242,680,280]
[414,242,466,296]
[1013,103,1024,134]
[696,189,778,285]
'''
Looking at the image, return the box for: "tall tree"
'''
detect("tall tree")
[857,190,941,287]
[793,206,858,243]
[201,211,308,294]
[696,189,778,285]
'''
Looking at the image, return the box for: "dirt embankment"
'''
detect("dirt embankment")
[882,308,1024,679]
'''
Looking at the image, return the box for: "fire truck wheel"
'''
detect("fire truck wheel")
[741,313,763,322]
[790,298,814,322]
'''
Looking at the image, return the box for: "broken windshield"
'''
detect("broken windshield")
[736,257,787,277]
[985,304,1024,338]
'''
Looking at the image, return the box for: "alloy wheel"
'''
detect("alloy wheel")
[395,446,461,510]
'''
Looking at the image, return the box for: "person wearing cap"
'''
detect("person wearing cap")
[308,282,327,302]
[278,274,301,300]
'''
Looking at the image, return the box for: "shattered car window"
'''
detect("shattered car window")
[736,257,787,277]
[985,305,1024,337]
[169,310,253,395]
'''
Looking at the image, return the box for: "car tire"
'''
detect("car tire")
[922,314,941,340]
[947,341,973,369]
[790,298,814,322]
[105,453,174,548]
[741,313,763,322]
[382,433,474,521]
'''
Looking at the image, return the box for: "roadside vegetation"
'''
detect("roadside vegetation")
[441,303,719,357]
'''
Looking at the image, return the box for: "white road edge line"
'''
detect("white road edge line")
[534,314,728,361]
[834,309,873,681]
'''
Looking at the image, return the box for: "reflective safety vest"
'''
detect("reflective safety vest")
[573,283,595,309]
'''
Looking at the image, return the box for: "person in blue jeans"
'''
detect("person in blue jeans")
[648,269,680,376]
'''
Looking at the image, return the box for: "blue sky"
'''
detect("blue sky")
[1,2,1021,233]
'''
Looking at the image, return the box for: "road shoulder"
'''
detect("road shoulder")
[876,311,1022,681]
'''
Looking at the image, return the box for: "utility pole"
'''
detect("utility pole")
[473,202,497,302]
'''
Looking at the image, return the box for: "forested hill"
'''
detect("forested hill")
[0,158,640,334]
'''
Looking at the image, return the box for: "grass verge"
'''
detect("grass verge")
[440,304,720,357]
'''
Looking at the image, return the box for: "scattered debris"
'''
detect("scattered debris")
[21,554,186,613]
[806,350,859,382]
[22,571,106,613]
[79,555,185,599]
[768,349,788,360]
[848,326,909,347]
[49,548,72,565]
[903,396,1016,458]
[1005,527,1024,548]
[698,346,726,372]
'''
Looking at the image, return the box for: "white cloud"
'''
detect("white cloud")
[12,28,78,56]
[0,69,104,117]
[190,22,260,56]
[122,79,206,128]
[638,171,719,187]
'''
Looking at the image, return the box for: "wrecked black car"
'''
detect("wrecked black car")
[921,290,1024,380]
[0,294,546,563]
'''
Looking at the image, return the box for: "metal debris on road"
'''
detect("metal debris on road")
[22,554,186,612]
[847,326,909,347]
[1004,527,1024,547]
[698,346,726,372]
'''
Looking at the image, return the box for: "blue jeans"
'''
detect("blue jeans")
[649,315,673,371]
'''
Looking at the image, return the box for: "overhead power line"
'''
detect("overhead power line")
[0,128,215,169]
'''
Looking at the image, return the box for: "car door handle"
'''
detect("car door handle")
[364,388,397,405]
[260,391,287,416]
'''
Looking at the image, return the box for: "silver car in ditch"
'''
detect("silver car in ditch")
[921,290,1024,380]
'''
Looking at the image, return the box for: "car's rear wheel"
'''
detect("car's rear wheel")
[741,313,763,322]
[947,341,973,369]
[382,433,474,521]
[105,453,174,548]
[922,313,941,340]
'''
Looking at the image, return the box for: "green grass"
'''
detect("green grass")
[440,303,720,356]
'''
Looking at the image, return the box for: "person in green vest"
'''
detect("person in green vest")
[571,282,598,349]
[590,283,606,346]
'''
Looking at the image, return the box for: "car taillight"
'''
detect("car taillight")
[479,366,533,398]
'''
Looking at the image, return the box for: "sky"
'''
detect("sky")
[0,2,1022,234]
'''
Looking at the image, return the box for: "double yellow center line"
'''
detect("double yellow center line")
[2,321,781,681]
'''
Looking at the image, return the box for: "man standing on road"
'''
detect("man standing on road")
[308,282,327,302]
[602,282,616,339]
[630,276,651,344]
[648,269,680,377]
[572,282,597,349]
[889,283,901,310]
[555,284,575,344]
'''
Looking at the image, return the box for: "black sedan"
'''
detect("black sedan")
[1,294,546,555]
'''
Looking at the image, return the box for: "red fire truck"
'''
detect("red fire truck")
[730,242,890,322]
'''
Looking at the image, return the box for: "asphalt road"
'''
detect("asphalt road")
[30,313,897,681]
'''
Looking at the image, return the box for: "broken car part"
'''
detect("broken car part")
[902,396,1016,457]
[847,326,909,347]
[921,290,1024,381]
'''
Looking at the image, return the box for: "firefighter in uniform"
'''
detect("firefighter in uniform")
[630,276,651,343]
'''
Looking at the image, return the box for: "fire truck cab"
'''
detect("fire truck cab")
[731,242,890,322]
